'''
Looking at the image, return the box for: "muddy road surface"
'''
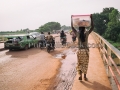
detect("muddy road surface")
[0,33,77,90]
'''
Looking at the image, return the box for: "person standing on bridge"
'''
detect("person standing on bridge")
[70,30,76,42]
[71,14,94,81]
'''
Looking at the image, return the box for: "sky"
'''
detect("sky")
[0,0,120,31]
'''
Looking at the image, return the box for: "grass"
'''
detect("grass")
[107,40,120,50]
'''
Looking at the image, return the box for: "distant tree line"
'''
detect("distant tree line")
[0,28,34,35]
[36,22,61,32]
[35,22,71,32]
[0,22,71,35]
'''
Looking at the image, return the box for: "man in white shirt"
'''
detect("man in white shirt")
[40,32,45,41]
[39,32,45,47]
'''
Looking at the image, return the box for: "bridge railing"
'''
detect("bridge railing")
[92,32,120,90]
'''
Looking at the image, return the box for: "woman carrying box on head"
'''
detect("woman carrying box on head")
[71,14,94,81]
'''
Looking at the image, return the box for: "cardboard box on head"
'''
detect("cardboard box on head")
[71,15,91,27]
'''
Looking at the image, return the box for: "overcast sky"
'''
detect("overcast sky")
[0,0,120,31]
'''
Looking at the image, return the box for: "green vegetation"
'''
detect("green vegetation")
[93,7,120,50]
[0,22,71,35]
[107,40,120,50]
[36,22,61,32]
[36,22,71,32]
[0,28,32,35]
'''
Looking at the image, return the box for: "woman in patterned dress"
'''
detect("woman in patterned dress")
[71,14,94,80]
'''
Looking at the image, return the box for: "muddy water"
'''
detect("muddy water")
[48,48,78,90]
[0,50,16,66]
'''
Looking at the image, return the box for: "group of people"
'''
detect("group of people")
[60,30,77,44]
[37,32,55,48]
[37,30,68,48]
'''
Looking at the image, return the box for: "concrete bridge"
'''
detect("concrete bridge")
[48,32,120,90]
[72,32,120,90]
[0,32,120,90]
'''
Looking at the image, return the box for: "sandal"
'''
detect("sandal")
[79,76,82,80]
[84,77,88,81]
[79,70,82,80]
[84,74,88,81]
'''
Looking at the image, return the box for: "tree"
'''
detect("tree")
[101,7,115,15]
[61,25,71,30]
[104,9,120,41]
[38,22,61,32]
[109,9,119,22]
[92,7,116,35]
[105,22,120,41]
[92,13,107,35]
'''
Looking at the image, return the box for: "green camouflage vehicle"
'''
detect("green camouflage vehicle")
[4,34,39,51]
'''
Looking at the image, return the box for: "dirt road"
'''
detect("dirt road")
[0,33,72,90]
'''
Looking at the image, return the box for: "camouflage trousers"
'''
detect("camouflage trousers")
[76,49,89,74]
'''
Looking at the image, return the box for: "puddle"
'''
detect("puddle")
[48,48,78,90]
[0,50,17,66]
[54,48,77,59]
[55,54,66,59]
